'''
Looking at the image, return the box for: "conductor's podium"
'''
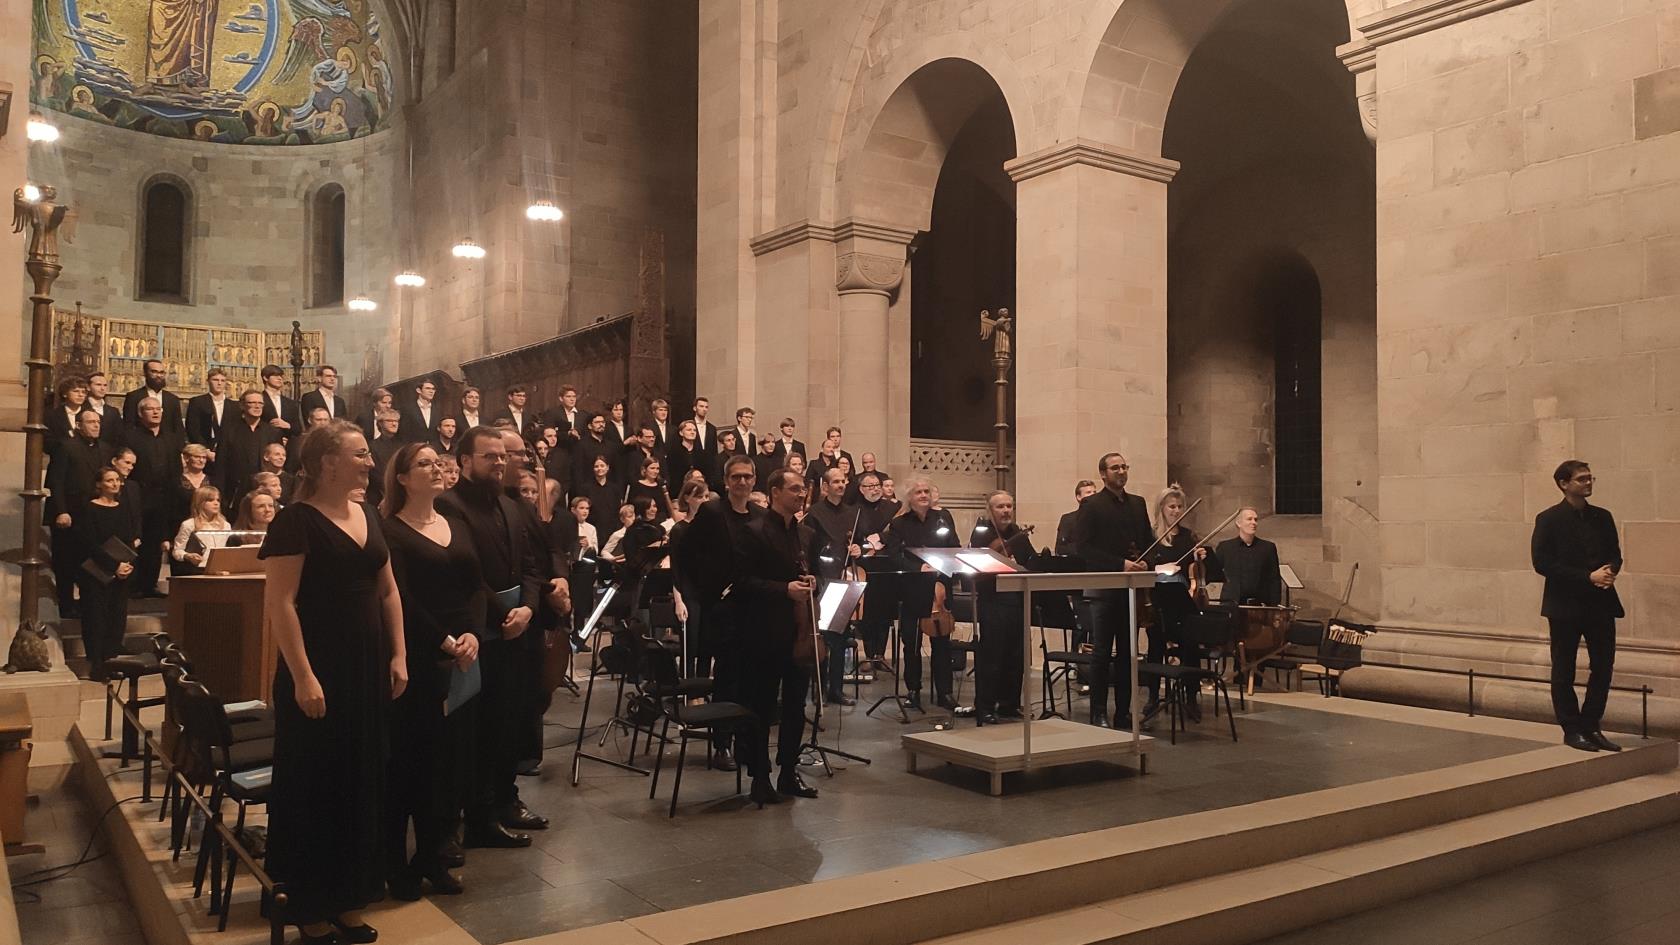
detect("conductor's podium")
[168,574,273,704]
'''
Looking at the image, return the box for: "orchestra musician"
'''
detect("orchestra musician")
[881,476,960,711]
[806,466,858,705]
[730,467,822,803]
[1142,485,1211,724]
[1074,453,1153,729]
[968,490,1035,725]
[1212,508,1281,606]
[1055,479,1098,556]
[850,470,895,666]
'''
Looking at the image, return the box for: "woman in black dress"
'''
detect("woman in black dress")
[379,444,482,901]
[665,420,701,498]
[1143,485,1212,722]
[626,457,672,523]
[578,455,622,541]
[76,467,140,677]
[259,420,406,944]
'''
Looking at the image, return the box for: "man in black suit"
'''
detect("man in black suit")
[46,408,113,617]
[1213,509,1282,606]
[1074,452,1153,729]
[217,391,282,514]
[86,372,123,445]
[122,359,184,431]
[124,398,184,596]
[397,377,442,444]
[824,426,856,472]
[769,418,806,465]
[571,413,613,487]
[689,397,719,483]
[258,365,302,447]
[367,410,402,508]
[1055,480,1098,556]
[438,426,544,848]
[494,385,539,441]
[1532,459,1624,753]
[602,399,630,450]
[648,398,673,456]
[753,437,780,486]
[455,386,485,433]
[546,385,586,441]
[616,423,658,484]
[731,407,758,456]
[732,467,823,803]
[299,364,348,422]
[46,375,90,457]
[185,368,232,466]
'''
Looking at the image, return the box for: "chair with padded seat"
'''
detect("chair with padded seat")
[1138,604,1240,744]
[102,632,170,764]
[178,680,274,931]
[642,636,757,817]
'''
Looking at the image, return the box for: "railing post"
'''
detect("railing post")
[1643,687,1650,739]
[1466,668,1475,717]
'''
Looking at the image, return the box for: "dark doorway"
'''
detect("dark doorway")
[1266,259,1323,514]
[910,96,1016,441]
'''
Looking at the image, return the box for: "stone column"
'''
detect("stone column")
[1007,140,1179,530]
[834,236,908,456]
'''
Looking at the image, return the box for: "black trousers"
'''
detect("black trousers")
[975,598,1024,714]
[1548,616,1617,735]
[901,620,952,697]
[76,573,128,674]
[1083,596,1135,721]
[739,643,807,780]
[51,526,80,615]
[859,616,891,660]
[136,506,172,594]
[821,629,848,697]
[1147,585,1199,703]
[386,689,474,876]
[470,638,524,823]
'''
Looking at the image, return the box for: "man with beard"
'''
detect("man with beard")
[731,467,823,804]
[122,359,184,431]
[498,429,571,779]
[805,467,858,705]
[437,427,544,847]
[849,470,896,667]
[1074,453,1153,729]
[968,491,1036,725]
[571,413,613,487]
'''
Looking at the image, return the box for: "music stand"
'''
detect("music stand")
[910,548,1023,726]
[859,560,936,723]
[1027,553,1084,719]
[801,580,871,774]
[571,587,654,784]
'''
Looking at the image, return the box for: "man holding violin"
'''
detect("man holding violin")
[732,467,824,803]
[881,477,961,712]
[969,491,1036,725]
[1074,453,1154,729]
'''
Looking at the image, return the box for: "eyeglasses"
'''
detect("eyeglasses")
[473,453,509,464]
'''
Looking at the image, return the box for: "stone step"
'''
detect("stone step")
[924,767,1680,945]
[546,741,1679,945]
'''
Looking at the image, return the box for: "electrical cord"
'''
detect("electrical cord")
[10,794,145,894]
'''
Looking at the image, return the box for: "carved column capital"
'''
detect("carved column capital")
[836,252,905,297]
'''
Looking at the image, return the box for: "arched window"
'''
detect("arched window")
[138,178,191,303]
[309,183,347,308]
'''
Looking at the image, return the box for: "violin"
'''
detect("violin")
[920,581,955,638]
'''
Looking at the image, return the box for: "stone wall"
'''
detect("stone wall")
[30,115,401,389]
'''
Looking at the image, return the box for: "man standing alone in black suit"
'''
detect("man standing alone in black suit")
[1531,459,1624,753]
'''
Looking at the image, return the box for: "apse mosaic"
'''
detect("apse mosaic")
[31,0,397,145]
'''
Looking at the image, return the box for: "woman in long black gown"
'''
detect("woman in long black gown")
[75,467,140,676]
[379,444,483,900]
[259,420,406,945]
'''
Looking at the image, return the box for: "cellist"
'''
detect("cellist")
[1143,485,1212,725]
[881,477,960,712]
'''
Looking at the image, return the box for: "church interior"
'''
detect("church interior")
[1,0,1679,943]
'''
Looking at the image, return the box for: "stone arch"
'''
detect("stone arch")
[1067,0,1370,154]
[830,46,1030,229]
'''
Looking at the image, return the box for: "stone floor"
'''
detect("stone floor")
[1252,819,1680,945]
[15,663,1585,945]
[11,773,146,945]
[423,672,1537,944]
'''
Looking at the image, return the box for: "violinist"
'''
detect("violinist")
[968,491,1035,725]
[850,470,895,666]
[1073,452,1153,730]
[881,477,960,711]
[732,468,823,804]
[1143,485,1211,725]
[807,468,858,705]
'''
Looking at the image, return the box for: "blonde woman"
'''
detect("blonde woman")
[170,485,230,576]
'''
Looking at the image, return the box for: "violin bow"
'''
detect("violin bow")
[1172,506,1244,567]
[1135,496,1203,562]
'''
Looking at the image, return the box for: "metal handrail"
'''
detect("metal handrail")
[1355,660,1653,738]
[103,680,289,945]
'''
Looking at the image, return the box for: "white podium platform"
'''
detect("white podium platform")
[901,568,1158,795]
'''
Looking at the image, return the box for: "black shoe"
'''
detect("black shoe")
[387,871,423,902]
[975,712,998,727]
[934,694,958,711]
[777,771,819,798]
[295,927,339,944]
[441,840,465,868]
[463,822,532,848]
[1588,730,1623,752]
[750,777,782,808]
[516,759,543,776]
[422,869,464,895]
[1116,715,1133,731]
[331,920,378,944]
[711,749,738,771]
[1563,731,1600,752]
[825,691,856,707]
[906,691,923,712]
[500,801,549,831]
[1090,712,1109,728]
[569,633,591,653]
[996,706,1023,720]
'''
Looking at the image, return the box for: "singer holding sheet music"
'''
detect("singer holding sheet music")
[380,444,482,900]
[75,467,141,675]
